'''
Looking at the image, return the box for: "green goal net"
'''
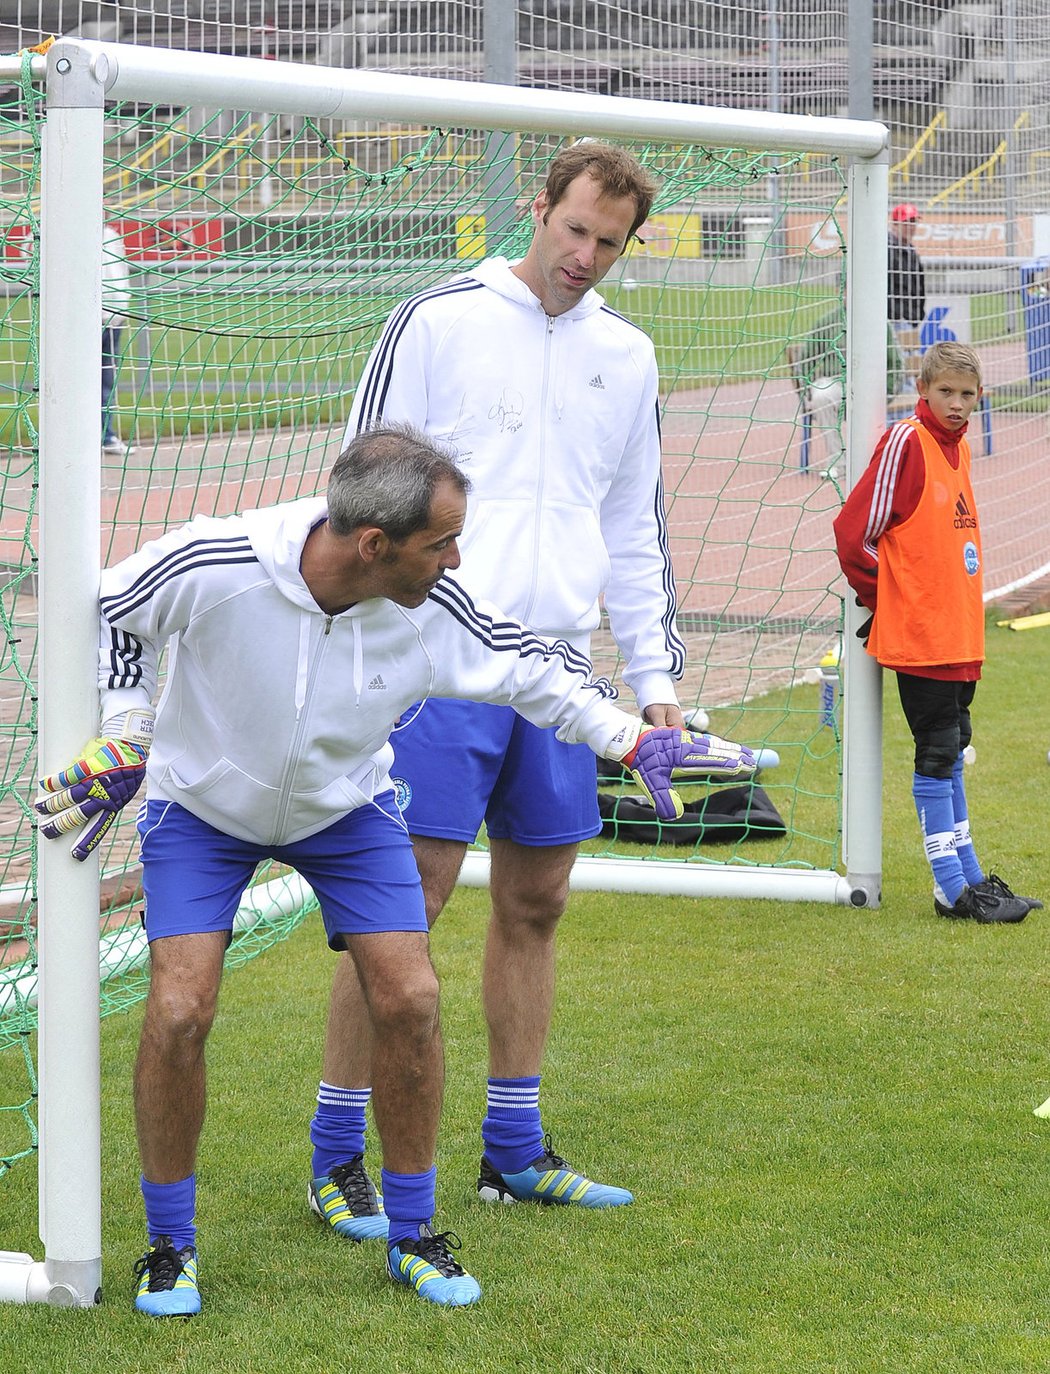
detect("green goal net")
[1,64,858,1181]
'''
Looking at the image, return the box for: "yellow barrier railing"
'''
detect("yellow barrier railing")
[103,120,190,197]
[101,124,497,213]
[1028,148,1050,182]
[890,110,946,186]
[929,112,1030,206]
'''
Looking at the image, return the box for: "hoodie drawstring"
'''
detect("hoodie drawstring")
[352,617,363,699]
[294,614,311,714]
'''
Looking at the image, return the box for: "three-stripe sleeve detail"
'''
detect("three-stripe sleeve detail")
[652,450,686,676]
[428,579,616,699]
[862,422,913,564]
[100,536,259,624]
[352,279,484,432]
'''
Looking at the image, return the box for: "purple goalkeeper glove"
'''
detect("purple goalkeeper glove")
[35,708,154,861]
[621,728,757,821]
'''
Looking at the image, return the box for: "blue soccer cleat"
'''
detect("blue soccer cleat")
[477,1135,633,1208]
[309,1154,389,1242]
[132,1236,200,1317]
[387,1226,481,1307]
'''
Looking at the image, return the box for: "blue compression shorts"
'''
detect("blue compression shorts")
[390,699,601,847]
[136,793,427,949]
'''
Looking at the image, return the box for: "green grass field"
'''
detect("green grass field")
[0,616,1048,1371]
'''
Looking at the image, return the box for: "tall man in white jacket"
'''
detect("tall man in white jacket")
[309,141,687,1225]
[35,425,752,1317]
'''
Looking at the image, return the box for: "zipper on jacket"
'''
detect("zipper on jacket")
[271,612,336,841]
[522,314,556,625]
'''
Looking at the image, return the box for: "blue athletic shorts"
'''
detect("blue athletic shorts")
[136,793,427,949]
[390,699,601,847]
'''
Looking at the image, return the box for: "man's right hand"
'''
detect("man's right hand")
[35,709,154,861]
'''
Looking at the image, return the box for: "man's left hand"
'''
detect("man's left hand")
[642,702,687,730]
[621,728,757,821]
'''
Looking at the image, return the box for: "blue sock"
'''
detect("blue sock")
[141,1174,196,1252]
[951,754,984,887]
[310,1081,370,1178]
[481,1076,544,1174]
[382,1165,436,1248]
[913,772,966,905]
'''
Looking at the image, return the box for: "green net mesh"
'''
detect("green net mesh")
[0,80,856,1176]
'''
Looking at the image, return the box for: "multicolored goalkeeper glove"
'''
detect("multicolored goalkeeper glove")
[35,708,155,861]
[621,727,757,821]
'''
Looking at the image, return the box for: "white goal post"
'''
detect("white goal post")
[0,38,889,1306]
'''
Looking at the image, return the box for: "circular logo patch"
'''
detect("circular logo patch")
[963,541,980,576]
[392,777,412,811]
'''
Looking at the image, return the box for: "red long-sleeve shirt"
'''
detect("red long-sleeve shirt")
[833,397,980,681]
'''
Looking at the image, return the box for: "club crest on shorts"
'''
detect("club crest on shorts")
[392,777,412,811]
[963,541,980,576]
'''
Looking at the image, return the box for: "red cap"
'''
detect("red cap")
[890,203,920,222]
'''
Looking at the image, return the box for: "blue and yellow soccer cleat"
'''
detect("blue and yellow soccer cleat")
[309,1154,389,1242]
[132,1236,200,1317]
[387,1226,481,1307]
[478,1135,633,1208]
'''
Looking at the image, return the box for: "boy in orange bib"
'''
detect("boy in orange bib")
[834,341,1041,922]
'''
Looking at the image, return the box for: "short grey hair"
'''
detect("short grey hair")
[327,423,469,542]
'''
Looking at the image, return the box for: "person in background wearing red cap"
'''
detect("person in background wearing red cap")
[888,203,927,386]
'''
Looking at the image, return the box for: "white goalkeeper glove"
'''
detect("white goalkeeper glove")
[35,707,155,861]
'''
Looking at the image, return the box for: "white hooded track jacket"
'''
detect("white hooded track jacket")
[345,257,685,712]
[98,498,643,848]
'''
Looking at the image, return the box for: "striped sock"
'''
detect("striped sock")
[951,755,984,888]
[914,772,966,905]
[141,1173,196,1252]
[310,1081,371,1178]
[481,1076,544,1175]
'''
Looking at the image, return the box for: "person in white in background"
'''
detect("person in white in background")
[102,223,134,456]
